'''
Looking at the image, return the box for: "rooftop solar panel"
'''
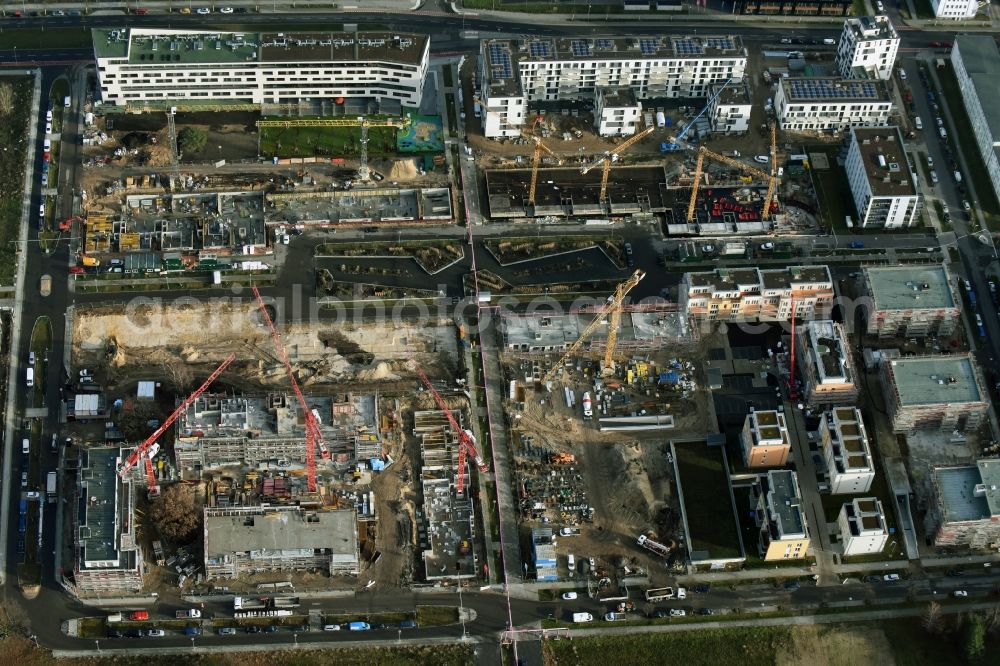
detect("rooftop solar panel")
[570,40,591,57]
[595,39,614,50]
[639,38,659,55]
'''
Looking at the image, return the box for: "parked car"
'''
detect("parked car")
[263,625,278,633]
[784,580,801,591]
[694,584,710,594]
[124,629,143,638]
[562,592,578,600]
[930,171,939,185]
[144,629,165,638]
[754,155,769,164]
[399,620,418,629]
[245,626,262,634]
[669,609,686,617]
[963,200,972,212]
[217,627,237,635]
[914,117,923,130]
[849,241,864,249]
[196,7,211,13]
[883,573,901,582]
[953,590,968,598]
[220,6,234,12]
[323,624,342,631]
[697,608,715,616]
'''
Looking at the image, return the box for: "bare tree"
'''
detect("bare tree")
[922,601,943,634]
[162,360,194,394]
[149,485,200,544]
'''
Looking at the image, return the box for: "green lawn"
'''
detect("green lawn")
[29,316,51,409]
[442,64,454,89]
[673,441,742,560]
[462,0,623,12]
[0,77,33,285]
[912,0,936,18]
[415,605,459,626]
[259,123,398,158]
[809,149,856,233]
[0,28,94,49]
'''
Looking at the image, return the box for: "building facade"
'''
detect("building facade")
[478,36,747,138]
[799,320,859,406]
[734,0,851,15]
[930,460,1000,549]
[838,497,890,556]
[821,407,876,495]
[845,126,920,228]
[931,0,982,19]
[73,447,144,595]
[862,265,960,338]
[94,29,429,108]
[741,409,792,468]
[835,15,900,81]
[203,505,359,579]
[680,265,834,323]
[774,78,893,133]
[754,470,810,561]
[951,36,1000,207]
[595,87,642,137]
[880,355,988,433]
[708,82,752,134]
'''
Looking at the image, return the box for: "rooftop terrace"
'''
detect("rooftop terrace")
[851,127,917,198]
[935,459,1000,523]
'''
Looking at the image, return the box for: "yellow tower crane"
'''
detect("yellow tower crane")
[581,126,656,205]
[685,146,775,223]
[540,269,646,385]
[526,135,563,207]
[763,122,779,218]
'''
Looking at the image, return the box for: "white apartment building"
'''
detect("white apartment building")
[835,15,899,81]
[680,265,834,323]
[951,36,1000,207]
[479,36,747,138]
[931,0,983,19]
[838,497,890,556]
[845,126,920,228]
[595,87,642,137]
[799,320,860,406]
[93,29,429,108]
[821,407,876,495]
[774,78,893,133]
[708,82,752,134]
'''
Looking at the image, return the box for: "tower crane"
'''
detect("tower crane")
[763,122,779,219]
[117,353,237,493]
[251,285,328,494]
[581,126,655,204]
[526,134,562,207]
[685,146,776,223]
[660,78,733,152]
[414,365,488,495]
[541,269,646,385]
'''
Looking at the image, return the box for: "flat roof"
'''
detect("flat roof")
[935,461,1000,523]
[781,77,889,103]
[851,127,916,197]
[78,447,132,567]
[806,320,852,384]
[888,355,982,406]
[93,28,426,66]
[955,36,1000,144]
[768,470,806,538]
[712,81,751,106]
[844,15,899,41]
[598,86,638,108]
[866,265,955,310]
[205,507,357,555]
[761,265,833,290]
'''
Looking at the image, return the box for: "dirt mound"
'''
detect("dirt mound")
[388,158,418,181]
[604,442,656,522]
[357,361,400,382]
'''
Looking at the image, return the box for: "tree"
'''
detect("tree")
[963,615,986,662]
[922,601,943,634]
[177,126,207,155]
[149,484,200,544]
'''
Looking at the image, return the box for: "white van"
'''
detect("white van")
[22,438,30,454]
[64,96,71,108]
[572,612,594,623]
[822,38,836,46]
[567,554,575,575]
[26,367,34,387]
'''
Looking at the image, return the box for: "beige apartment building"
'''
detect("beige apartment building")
[740,409,792,468]
[680,266,834,323]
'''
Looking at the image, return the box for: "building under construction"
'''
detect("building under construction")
[485,165,670,219]
[500,309,691,355]
[202,505,360,579]
[413,409,477,581]
[665,184,772,235]
[173,392,381,472]
[266,187,454,227]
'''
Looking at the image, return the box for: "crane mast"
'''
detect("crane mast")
[582,126,656,204]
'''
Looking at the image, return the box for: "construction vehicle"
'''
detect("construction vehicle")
[644,587,676,602]
[660,79,732,152]
[252,285,328,494]
[637,534,671,558]
[175,609,202,619]
[540,269,645,385]
[414,365,488,495]
[255,116,411,182]
[81,255,100,267]
[549,453,576,464]
[581,126,655,205]
[58,215,84,232]
[117,354,236,493]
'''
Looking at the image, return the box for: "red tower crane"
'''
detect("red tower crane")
[788,294,800,401]
[251,286,327,494]
[414,365,488,495]
[117,352,237,489]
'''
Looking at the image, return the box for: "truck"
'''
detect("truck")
[559,527,581,537]
[603,612,626,622]
[582,392,593,419]
[645,586,676,602]
[176,609,202,619]
[348,622,371,631]
[127,611,149,621]
[81,255,101,267]
[233,596,300,611]
[46,471,57,499]
[637,534,671,558]
[572,612,594,623]
[721,242,747,257]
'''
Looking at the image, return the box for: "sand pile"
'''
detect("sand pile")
[388,158,419,181]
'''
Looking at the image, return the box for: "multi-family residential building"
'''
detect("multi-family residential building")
[862,265,960,338]
[173,393,381,472]
[774,78,892,133]
[478,36,747,138]
[203,505,359,579]
[73,447,144,595]
[707,82,752,134]
[880,354,988,433]
[753,470,810,561]
[931,0,982,19]
[680,265,834,323]
[838,497,890,556]
[93,29,429,108]
[733,0,851,16]
[845,127,920,228]
[951,36,1000,206]
[835,15,900,81]
[821,407,876,495]
[798,320,859,406]
[930,459,1000,549]
[741,409,792,468]
[594,87,642,137]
